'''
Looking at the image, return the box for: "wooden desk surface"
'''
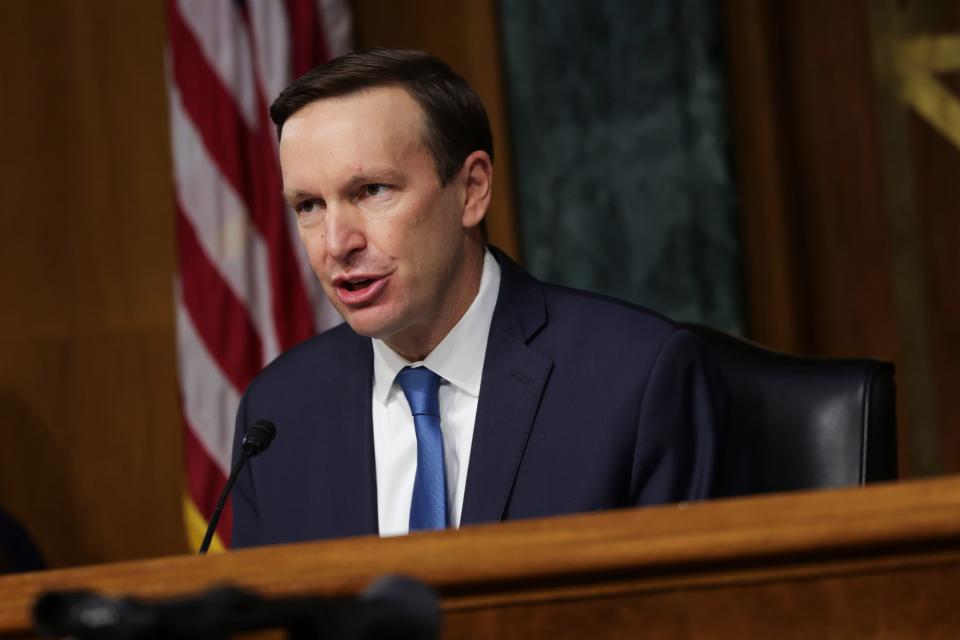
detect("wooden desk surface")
[3,476,960,638]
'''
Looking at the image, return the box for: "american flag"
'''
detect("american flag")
[165,0,350,552]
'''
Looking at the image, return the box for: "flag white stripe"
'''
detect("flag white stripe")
[176,288,240,476]
[175,0,259,129]
[169,83,282,363]
[319,0,352,57]
[248,0,291,107]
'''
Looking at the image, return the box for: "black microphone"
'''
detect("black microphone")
[198,420,277,555]
[33,577,440,639]
[360,575,441,639]
[240,419,277,456]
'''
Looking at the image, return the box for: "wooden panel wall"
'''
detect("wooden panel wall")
[0,1,187,567]
[725,1,900,360]
[898,4,960,483]
[725,0,960,475]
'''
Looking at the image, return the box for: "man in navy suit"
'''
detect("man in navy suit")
[232,49,726,548]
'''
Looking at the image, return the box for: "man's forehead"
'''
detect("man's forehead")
[284,86,427,137]
[279,88,432,179]
[278,89,439,196]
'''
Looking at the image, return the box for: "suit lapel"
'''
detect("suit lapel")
[461,249,553,525]
[321,334,379,537]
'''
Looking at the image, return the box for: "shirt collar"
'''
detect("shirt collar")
[372,248,501,403]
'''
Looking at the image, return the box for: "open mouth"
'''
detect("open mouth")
[342,279,375,292]
[333,274,389,306]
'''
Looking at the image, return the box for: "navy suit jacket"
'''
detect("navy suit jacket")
[232,248,726,548]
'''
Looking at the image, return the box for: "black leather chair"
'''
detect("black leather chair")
[683,324,898,497]
[0,507,44,574]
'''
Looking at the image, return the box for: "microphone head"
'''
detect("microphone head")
[33,591,157,638]
[241,420,277,457]
[363,575,440,639]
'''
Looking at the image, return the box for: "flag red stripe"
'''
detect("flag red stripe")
[176,202,263,391]
[240,1,323,349]
[284,0,330,77]
[169,1,315,351]
[183,413,233,546]
[167,3,251,211]
[238,2,318,350]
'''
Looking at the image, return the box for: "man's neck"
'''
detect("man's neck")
[384,240,486,362]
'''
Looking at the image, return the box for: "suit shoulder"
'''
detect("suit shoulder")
[532,282,722,396]
[247,322,365,390]
[539,282,682,344]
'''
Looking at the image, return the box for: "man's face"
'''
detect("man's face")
[279,86,477,358]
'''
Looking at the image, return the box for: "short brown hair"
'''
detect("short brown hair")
[270,48,494,185]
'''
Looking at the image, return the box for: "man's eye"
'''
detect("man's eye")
[363,184,391,198]
[295,199,323,214]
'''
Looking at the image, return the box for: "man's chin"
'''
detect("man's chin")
[338,309,398,340]
[340,311,428,360]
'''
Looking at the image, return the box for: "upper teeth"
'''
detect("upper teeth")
[345,279,371,291]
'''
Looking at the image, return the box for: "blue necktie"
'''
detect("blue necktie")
[397,366,448,531]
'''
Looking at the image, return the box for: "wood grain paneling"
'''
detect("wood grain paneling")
[771,1,901,363]
[725,0,960,475]
[913,103,960,471]
[3,476,960,637]
[0,1,187,567]
[905,7,960,472]
[723,1,806,352]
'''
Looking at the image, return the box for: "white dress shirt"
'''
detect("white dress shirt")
[371,249,501,536]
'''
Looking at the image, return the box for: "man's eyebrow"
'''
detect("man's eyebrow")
[282,189,315,203]
[281,171,405,202]
[345,170,404,188]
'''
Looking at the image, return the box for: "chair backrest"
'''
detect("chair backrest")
[0,507,45,574]
[683,324,898,496]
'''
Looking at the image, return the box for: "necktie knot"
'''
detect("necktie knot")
[397,367,441,417]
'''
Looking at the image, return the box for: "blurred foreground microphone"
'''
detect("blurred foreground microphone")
[199,419,277,554]
[33,575,439,639]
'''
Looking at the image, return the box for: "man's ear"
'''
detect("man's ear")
[460,150,493,229]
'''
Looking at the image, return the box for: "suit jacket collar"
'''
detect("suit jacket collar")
[487,246,548,342]
[336,334,380,537]
[460,246,554,524]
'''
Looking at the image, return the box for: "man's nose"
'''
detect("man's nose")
[324,204,366,262]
